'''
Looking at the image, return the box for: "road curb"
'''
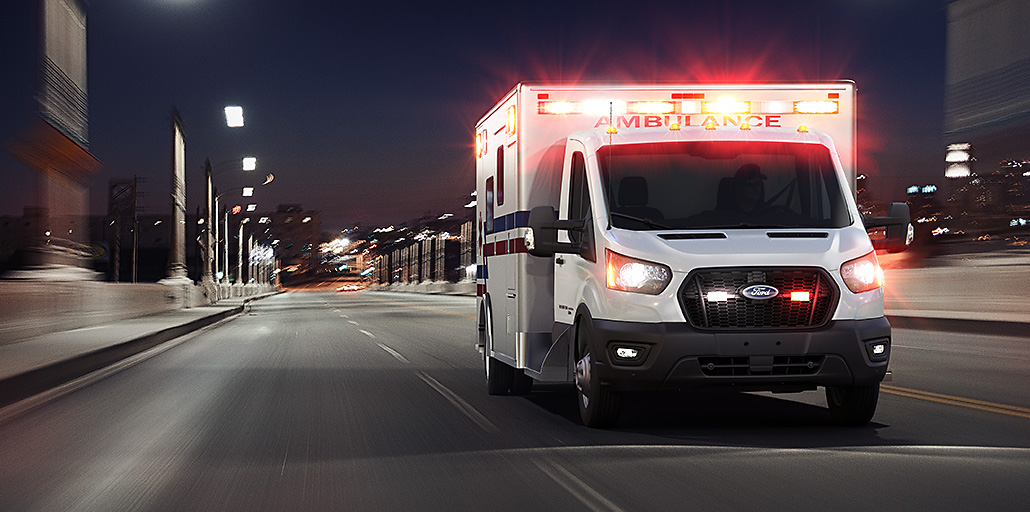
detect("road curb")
[0,306,243,411]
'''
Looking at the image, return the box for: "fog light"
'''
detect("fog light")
[864,338,890,362]
[616,347,639,359]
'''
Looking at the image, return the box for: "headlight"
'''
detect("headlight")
[840,251,883,294]
[605,249,671,295]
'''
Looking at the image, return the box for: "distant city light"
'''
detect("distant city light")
[225,106,244,127]
[242,157,256,171]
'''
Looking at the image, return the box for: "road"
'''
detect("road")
[0,291,1027,511]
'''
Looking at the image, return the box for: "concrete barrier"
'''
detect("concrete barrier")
[0,280,277,345]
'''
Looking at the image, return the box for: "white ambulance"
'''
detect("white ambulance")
[474,83,911,427]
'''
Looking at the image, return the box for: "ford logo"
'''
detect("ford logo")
[740,284,779,300]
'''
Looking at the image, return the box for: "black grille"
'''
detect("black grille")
[698,356,825,376]
[679,267,837,329]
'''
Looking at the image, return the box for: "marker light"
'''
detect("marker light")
[507,105,517,135]
[797,125,810,133]
[840,251,883,294]
[790,291,811,302]
[795,101,839,114]
[703,100,750,114]
[606,126,618,134]
[705,122,717,130]
[606,249,671,295]
[669,122,681,131]
[476,130,486,157]
[740,123,752,130]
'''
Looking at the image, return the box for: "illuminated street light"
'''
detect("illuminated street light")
[242,156,256,171]
[242,187,254,197]
[225,106,244,127]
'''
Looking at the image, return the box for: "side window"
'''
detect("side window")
[485,177,494,233]
[496,146,505,206]
[568,152,589,243]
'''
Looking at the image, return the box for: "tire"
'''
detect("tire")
[825,384,880,426]
[575,316,622,428]
[511,369,533,396]
[485,354,515,395]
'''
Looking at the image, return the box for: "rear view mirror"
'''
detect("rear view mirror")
[863,202,913,253]
[526,206,585,257]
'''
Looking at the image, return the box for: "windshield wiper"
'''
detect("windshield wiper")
[610,212,672,230]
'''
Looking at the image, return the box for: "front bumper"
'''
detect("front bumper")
[586,316,891,393]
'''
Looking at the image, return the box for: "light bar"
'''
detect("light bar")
[224,106,244,127]
[794,100,838,114]
[703,100,750,115]
[790,291,811,302]
[628,101,676,115]
[538,101,580,115]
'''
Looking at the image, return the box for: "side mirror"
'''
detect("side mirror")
[526,206,585,257]
[863,202,913,253]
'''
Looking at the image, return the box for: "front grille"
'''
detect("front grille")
[698,356,825,376]
[680,267,837,329]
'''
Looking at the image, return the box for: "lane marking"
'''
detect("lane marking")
[348,320,359,325]
[376,343,410,364]
[415,371,499,434]
[882,385,1030,420]
[361,296,475,319]
[359,329,376,338]
[532,458,626,512]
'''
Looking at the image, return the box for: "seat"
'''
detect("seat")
[616,176,664,221]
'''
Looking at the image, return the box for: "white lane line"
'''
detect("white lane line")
[376,343,410,364]
[415,371,499,434]
[348,320,359,325]
[359,329,376,338]
[532,458,626,512]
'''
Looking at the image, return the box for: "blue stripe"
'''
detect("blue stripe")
[488,210,531,235]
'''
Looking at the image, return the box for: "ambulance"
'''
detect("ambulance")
[474,83,911,427]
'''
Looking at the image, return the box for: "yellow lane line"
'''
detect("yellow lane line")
[882,385,1030,420]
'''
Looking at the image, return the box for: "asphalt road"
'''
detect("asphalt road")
[0,291,1027,511]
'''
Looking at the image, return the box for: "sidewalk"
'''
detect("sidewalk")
[0,293,278,412]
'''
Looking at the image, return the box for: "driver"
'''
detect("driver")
[731,164,766,213]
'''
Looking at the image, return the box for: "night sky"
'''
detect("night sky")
[1,0,948,232]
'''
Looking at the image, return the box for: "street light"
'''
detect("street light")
[225,106,244,127]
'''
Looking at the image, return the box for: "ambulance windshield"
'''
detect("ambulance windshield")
[598,141,852,230]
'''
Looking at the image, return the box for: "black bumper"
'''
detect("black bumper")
[586,317,891,393]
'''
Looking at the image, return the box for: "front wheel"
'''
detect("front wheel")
[825,384,880,426]
[575,317,622,428]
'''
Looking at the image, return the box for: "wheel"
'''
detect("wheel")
[825,384,880,426]
[481,297,520,396]
[575,316,622,428]
[485,353,515,395]
[511,369,533,396]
